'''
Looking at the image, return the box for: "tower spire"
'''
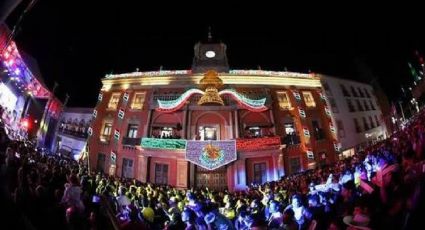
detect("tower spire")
[208,26,212,42]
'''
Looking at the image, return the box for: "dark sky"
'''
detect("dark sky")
[5,1,425,107]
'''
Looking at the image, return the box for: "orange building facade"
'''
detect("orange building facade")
[88,41,339,191]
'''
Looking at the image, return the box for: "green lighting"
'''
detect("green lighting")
[141,138,186,150]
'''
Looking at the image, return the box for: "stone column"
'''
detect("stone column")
[143,109,153,137]
[278,152,285,178]
[182,109,188,139]
[176,160,189,188]
[269,109,276,134]
[234,158,247,190]
[137,155,148,183]
[234,110,239,138]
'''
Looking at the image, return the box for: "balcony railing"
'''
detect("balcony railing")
[122,137,142,146]
[236,136,281,151]
[59,129,88,139]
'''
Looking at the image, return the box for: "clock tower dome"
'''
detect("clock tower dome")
[192,29,229,73]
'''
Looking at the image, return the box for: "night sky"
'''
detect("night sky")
[5,2,425,107]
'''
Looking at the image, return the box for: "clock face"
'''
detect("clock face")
[205,50,216,58]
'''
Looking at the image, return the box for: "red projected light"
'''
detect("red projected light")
[21,119,31,129]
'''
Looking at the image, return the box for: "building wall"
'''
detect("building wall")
[320,75,388,153]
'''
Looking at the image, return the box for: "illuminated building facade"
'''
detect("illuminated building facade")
[88,40,339,191]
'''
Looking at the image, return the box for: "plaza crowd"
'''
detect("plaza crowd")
[1,110,425,230]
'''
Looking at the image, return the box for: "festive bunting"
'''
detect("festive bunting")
[156,88,204,112]
[303,127,310,137]
[123,92,129,101]
[325,107,331,117]
[219,89,268,112]
[93,110,97,118]
[307,150,314,159]
[87,127,93,136]
[329,122,336,133]
[299,108,306,118]
[114,129,120,140]
[118,108,125,119]
[334,142,340,151]
[293,91,301,101]
[111,151,116,165]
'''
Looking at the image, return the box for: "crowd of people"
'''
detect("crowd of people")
[1,109,425,229]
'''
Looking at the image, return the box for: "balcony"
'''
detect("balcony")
[282,134,301,146]
[58,129,89,139]
[122,137,142,146]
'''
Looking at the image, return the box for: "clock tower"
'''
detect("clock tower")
[192,30,229,73]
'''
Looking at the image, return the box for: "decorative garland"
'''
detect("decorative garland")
[156,89,205,112]
[219,89,268,112]
[156,88,268,112]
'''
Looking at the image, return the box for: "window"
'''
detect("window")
[369,100,375,110]
[375,115,380,127]
[354,118,361,133]
[329,98,339,113]
[356,100,364,111]
[364,89,371,98]
[102,122,112,136]
[289,157,301,174]
[131,92,146,109]
[351,86,359,97]
[155,164,168,184]
[276,91,291,109]
[122,158,134,178]
[337,120,345,138]
[248,126,261,138]
[199,126,218,140]
[362,117,369,131]
[303,91,316,108]
[253,163,267,185]
[96,153,106,173]
[347,99,355,112]
[283,122,300,145]
[107,93,120,110]
[369,116,375,128]
[312,120,325,140]
[363,100,370,111]
[358,87,365,97]
[340,84,350,97]
[127,124,138,138]
[322,81,333,96]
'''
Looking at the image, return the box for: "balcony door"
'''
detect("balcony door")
[198,125,219,141]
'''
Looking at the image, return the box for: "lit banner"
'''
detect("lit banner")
[141,138,187,150]
[186,140,237,170]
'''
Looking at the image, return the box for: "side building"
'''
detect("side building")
[56,107,92,160]
[320,75,388,157]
